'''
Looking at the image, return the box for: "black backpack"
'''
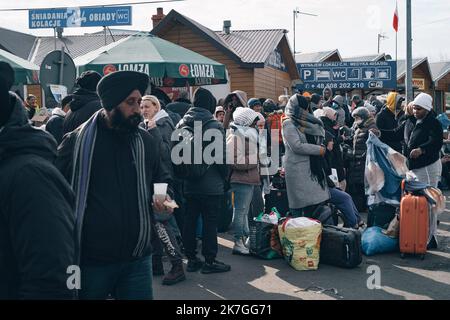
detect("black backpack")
[172,121,214,180]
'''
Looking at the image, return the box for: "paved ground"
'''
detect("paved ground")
[154,193,450,300]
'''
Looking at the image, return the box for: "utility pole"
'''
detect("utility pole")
[406,0,413,102]
[377,33,388,54]
[293,8,318,54]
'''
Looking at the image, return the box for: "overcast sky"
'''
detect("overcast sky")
[1,0,449,62]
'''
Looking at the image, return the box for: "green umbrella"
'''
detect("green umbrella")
[0,48,39,85]
[75,32,227,87]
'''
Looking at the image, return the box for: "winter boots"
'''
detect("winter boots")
[162,261,186,286]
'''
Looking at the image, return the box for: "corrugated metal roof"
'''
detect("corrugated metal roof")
[295,50,339,63]
[430,61,450,82]
[215,29,286,64]
[342,53,387,62]
[0,27,37,60]
[152,10,290,66]
[178,14,239,57]
[30,34,132,66]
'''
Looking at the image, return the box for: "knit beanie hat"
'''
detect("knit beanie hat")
[352,106,370,121]
[333,95,344,107]
[233,107,258,127]
[97,71,149,111]
[76,70,102,92]
[248,98,262,109]
[364,102,376,114]
[413,93,433,112]
[322,107,337,121]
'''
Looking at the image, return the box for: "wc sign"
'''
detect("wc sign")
[29,6,132,29]
[297,61,397,91]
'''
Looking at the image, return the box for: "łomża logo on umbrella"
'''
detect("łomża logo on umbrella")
[179,64,190,77]
[103,64,117,75]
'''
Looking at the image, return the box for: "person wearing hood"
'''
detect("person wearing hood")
[226,107,261,255]
[63,70,102,135]
[322,86,333,107]
[46,95,73,145]
[0,64,75,299]
[214,106,225,123]
[140,95,185,286]
[370,94,384,114]
[331,95,347,128]
[310,93,322,112]
[176,87,231,274]
[282,94,330,216]
[223,90,248,129]
[166,91,192,118]
[348,107,380,212]
[376,91,405,153]
[57,71,174,299]
[351,95,365,110]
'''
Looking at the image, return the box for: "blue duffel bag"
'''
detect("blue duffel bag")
[362,227,399,256]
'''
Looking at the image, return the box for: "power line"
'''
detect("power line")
[0,0,185,12]
[416,16,450,28]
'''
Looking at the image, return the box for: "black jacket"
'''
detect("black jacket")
[321,117,345,182]
[45,108,66,145]
[378,112,442,169]
[57,112,173,265]
[376,107,404,152]
[0,93,75,299]
[166,98,192,118]
[63,88,102,135]
[176,107,229,195]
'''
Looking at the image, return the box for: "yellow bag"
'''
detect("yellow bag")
[278,217,322,271]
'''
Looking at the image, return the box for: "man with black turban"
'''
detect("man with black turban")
[57,71,173,300]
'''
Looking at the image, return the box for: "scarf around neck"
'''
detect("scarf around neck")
[71,110,151,262]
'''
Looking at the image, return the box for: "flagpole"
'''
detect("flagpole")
[396,25,398,66]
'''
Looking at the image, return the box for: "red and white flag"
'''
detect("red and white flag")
[393,2,399,32]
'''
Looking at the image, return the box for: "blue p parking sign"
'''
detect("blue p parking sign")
[297,61,397,91]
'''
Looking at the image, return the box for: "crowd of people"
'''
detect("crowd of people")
[0,58,446,299]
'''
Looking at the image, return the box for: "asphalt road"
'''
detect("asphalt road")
[154,193,450,300]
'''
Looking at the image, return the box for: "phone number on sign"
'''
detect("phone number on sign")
[305,82,365,89]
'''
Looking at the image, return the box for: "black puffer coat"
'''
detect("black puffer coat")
[0,93,75,299]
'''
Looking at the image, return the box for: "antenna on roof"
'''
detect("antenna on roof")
[293,7,318,54]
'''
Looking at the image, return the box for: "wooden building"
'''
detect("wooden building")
[150,9,299,101]
[430,62,450,114]
[397,58,434,97]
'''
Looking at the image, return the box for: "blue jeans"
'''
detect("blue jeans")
[231,183,255,241]
[80,255,153,300]
[329,188,361,228]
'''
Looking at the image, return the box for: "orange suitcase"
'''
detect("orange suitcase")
[399,183,429,259]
